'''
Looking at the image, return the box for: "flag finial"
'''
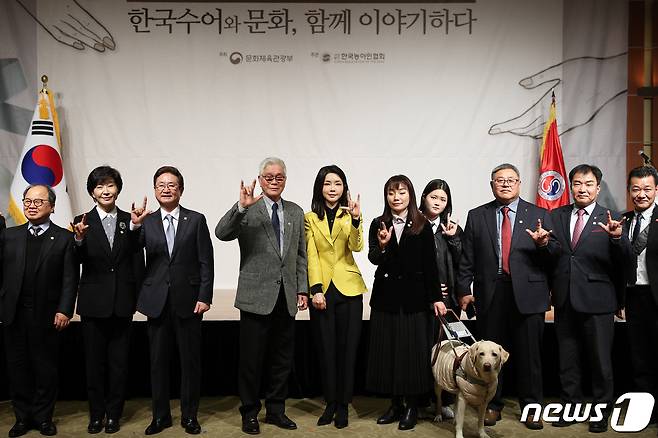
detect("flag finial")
[41,75,49,93]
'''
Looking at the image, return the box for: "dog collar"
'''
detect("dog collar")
[455,366,489,387]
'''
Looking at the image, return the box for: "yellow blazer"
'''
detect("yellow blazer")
[304,210,367,296]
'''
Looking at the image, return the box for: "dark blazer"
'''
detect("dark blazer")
[432,225,463,311]
[623,206,658,305]
[215,199,308,316]
[550,203,631,313]
[368,217,440,313]
[456,198,559,315]
[74,208,144,318]
[136,206,214,319]
[0,222,78,326]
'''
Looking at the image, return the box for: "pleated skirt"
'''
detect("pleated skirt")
[365,309,433,396]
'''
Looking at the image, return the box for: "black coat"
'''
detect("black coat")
[456,198,559,315]
[74,208,145,318]
[368,217,440,313]
[0,222,78,326]
[432,225,463,311]
[623,206,658,306]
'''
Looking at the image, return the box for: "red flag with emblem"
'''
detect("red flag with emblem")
[536,93,570,210]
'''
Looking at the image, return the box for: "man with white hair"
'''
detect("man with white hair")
[216,157,308,435]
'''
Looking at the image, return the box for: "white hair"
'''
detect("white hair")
[259,157,287,176]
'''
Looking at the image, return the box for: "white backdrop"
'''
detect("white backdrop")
[1,0,627,319]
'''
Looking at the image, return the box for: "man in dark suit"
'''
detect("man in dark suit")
[457,163,559,430]
[549,164,631,433]
[216,157,308,435]
[71,166,144,434]
[130,166,214,435]
[621,165,658,425]
[0,184,78,437]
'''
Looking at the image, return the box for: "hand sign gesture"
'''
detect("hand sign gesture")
[131,197,150,225]
[239,180,263,209]
[598,210,624,238]
[440,214,459,237]
[70,213,89,240]
[347,191,361,219]
[525,218,552,247]
[377,221,393,249]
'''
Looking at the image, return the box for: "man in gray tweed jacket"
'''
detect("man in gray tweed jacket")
[216,157,308,435]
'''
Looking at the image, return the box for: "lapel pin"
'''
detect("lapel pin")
[120,230,124,234]
[50,236,54,240]
[183,216,188,221]
[119,222,127,230]
[519,220,523,224]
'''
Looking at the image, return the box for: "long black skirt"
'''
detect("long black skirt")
[366,309,433,396]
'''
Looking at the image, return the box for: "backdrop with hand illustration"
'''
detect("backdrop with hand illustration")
[0,0,627,320]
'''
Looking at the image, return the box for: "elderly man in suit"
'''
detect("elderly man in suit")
[457,163,559,430]
[621,165,658,426]
[131,166,214,435]
[216,157,308,435]
[0,184,78,437]
[549,164,631,433]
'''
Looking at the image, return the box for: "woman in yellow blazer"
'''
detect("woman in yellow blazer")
[305,165,367,429]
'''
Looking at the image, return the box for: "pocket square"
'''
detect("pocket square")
[591,228,605,233]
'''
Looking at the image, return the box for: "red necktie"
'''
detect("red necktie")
[501,206,511,274]
[571,208,585,249]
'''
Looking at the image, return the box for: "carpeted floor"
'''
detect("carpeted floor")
[1,397,656,437]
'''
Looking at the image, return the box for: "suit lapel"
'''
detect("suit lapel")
[574,204,603,250]
[15,224,28,281]
[484,202,499,257]
[111,210,129,259]
[282,200,293,258]
[511,199,529,250]
[151,209,169,259]
[330,210,347,243]
[560,206,572,251]
[258,200,281,258]
[88,208,112,259]
[314,213,333,245]
[171,207,190,260]
[35,225,57,272]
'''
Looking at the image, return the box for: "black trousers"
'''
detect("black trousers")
[625,285,658,419]
[310,284,362,405]
[147,299,202,420]
[477,277,544,411]
[81,315,132,421]
[554,299,614,409]
[3,307,59,424]
[239,287,294,418]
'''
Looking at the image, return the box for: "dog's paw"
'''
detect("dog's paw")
[441,406,455,420]
[478,430,490,438]
[433,414,443,423]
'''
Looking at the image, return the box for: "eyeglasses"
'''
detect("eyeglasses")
[23,198,49,207]
[155,183,179,191]
[493,178,519,186]
[260,175,286,184]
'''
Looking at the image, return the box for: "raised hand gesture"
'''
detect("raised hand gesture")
[525,218,551,247]
[598,210,624,238]
[377,221,393,249]
[70,213,89,240]
[131,197,150,225]
[347,191,361,219]
[239,179,263,209]
[440,214,459,237]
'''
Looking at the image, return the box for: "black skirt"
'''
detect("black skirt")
[366,309,433,396]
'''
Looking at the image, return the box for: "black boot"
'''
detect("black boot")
[398,407,418,430]
[317,402,336,426]
[377,397,404,425]
[334,403,348,429]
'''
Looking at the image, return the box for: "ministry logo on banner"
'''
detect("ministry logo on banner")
[8,85,73,229]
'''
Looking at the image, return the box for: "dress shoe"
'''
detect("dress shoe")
[87,418,103,434]
[241,416,260,435]
[376,403,404,424]
[551,418,576,427]
[398,407,418,430]
[144,416,173,435]
[523,418,544,430]
[589,419,608,433]
[39,421,57,436]
[334,404,348,429]
[104,418,120,434]
[483,408,501,426]
[8,421,30,438]
[181,417,201,435]
[317,402,336,426]
[264,413,297,430]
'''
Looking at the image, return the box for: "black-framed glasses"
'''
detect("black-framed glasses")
[22,198,49,207]
[260,175,286,183]
[155,182,179,191]
[493,178,519,186]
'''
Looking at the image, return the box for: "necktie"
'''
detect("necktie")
[631,213,643,245]
[271,202,281,252]
[102,215,116,249]
[31,226,42,237]
[501,206,511,274]
[165,214,175,255]
[571,208,586,248]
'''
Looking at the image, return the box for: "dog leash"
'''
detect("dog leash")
[431,313,464,367]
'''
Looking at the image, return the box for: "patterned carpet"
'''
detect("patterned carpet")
[1,397,656,437]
